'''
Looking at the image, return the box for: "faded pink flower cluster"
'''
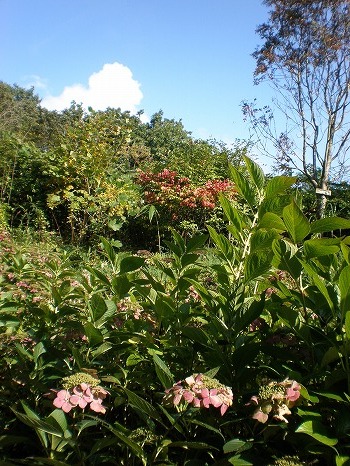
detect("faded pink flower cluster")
[52,372,109,414]
[250,379,301,423]
[164,373,233,416]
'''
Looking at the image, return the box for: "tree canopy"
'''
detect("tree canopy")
[246,0,350,218]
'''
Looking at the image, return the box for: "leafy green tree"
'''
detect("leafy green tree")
[244,0,350,218]
[46,108,142,242]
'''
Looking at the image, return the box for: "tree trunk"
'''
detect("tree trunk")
[316,192,327,219]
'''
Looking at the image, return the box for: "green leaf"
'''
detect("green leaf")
[153,354,174,389]
[296,419,338,446]
[100,420,146,462]
[250,229,280,252]
[228,455,254,466]
[148,204,157,222]
[95,300,117,328]
[83,322,104,346]
[300,260,334,313]
[243,156,265,190]
[91,342,113,359]
[304,238,341,259]
[33,342,46,364]
[89,294,107,322]
[229,165,256,209]
[345,312,350,341]
[283,200,310,243]
[119,256,145,274]
[235,294,265,333]
[219,195,245,239]
[186,234,208,252]
[311,217,350,234]
[336,456,350,466]
[339,266,350,316]
[272,239,301,280]
[124,388,164,424]
[207,225,235,262]
[47,409,68,434]
[244,251,271,283]
[258,212,286,232]
[223,439,251,453]
[12,408,62,439]
[265,176,297,198]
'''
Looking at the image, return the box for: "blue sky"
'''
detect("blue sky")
[1,0,273,152]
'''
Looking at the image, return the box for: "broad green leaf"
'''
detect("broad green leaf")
[345,312,350,341]
[341,243,350,265]
[304,238,341,258]
[87,267,110,286]
[258,212,286,232]
[219,194,245,239]
[207,225,235,262]
[12,408,63,438]
[244,251,272,283]
[250,229,280,252]
[300,260,334,313]
[95,300,117,328]
[204,367,220,378]
[283,200,310,243]
[190,419,224,438]
[228,455,254,466]
[186,233,208,252]
[100,237,116,264]
[223,439,252,453]
[321,347,341,367]
[91,342,113,359]
[33,342,46,364]
[258,195,291,217]
[89,294,107,322]
[148,204,157,222]
[229,165,256,209]
[83,322,104,346]
[272,239,302,280]
[0,316,20,328]
[153,353,174,389]
[339,266,350,315]
[243,155,265,190]
[311,217,350,234]
[124,388,164,424]
[296,419,338,446]
[265,176,297,198]
[235,294,265,333]
[47,409,68,434]
[336,456,350,466]
[102,420,146,461]
[119,256,145,274]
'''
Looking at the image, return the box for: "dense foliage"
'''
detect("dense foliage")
[2,157,350,465]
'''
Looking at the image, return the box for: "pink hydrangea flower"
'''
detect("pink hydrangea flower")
[164,373,233,416]
[285,381,301,402]
[249,379,302,424]
[53,390,75,413]
[51,375,109,415]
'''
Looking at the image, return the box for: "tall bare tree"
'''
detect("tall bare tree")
[244,0,350,218]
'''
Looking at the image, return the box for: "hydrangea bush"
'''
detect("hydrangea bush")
[1,158,350,465]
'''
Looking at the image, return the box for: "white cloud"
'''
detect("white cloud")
[23,75,48,90]
[41,62,143,113]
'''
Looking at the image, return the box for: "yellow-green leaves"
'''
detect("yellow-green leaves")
[282,200,311,243]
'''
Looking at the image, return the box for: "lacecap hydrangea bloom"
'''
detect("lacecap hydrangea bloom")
[164,373,233,415]
[52,372,109,414]
[249,379,301,423]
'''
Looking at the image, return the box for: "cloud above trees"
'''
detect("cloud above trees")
[41,62,143,113]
